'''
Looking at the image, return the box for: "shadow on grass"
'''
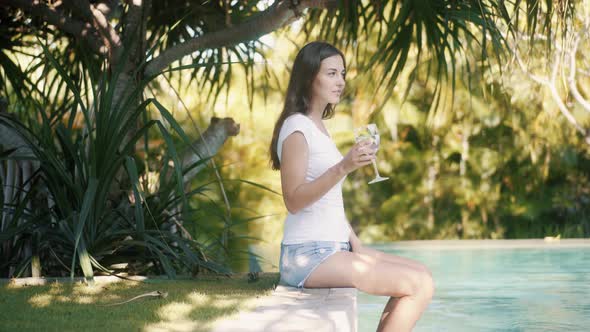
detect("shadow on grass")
[0,273,280,331]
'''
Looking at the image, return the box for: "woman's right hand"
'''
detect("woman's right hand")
[339,139,376,174]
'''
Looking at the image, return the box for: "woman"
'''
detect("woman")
[269,41,434,332]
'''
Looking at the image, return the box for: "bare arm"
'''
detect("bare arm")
[280,132,375,214]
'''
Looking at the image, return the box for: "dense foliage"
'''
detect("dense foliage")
[0,1,588,278]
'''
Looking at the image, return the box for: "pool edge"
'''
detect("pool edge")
[369,238,590,250]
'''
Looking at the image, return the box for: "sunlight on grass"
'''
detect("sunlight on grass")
[76,296,96,304]
[28,294,53,308]
[1,274,279,331]
[73,283,110,295]
[144,319,200,332]
[187,291,210,305]
[27,285,125,307]
[148,288,266,331]
[23,280,132,307]
[210,298,240,309]
[158,302,194,320]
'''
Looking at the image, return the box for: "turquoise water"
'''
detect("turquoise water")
[358,245,590,331]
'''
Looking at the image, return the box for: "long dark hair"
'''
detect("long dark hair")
[269,41,345,170]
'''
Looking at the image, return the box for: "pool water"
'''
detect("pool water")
[358,245,590,331]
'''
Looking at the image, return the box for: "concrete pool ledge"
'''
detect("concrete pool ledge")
[371,238,590,250]
[210,285,358,332]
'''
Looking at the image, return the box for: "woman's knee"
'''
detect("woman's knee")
[349,256,434,299]
[419,269,435,300]
[415,261,432,278]
[412,264,434,298]
[400,268,435,300]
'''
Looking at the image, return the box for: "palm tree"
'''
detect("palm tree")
[0,0,577,278]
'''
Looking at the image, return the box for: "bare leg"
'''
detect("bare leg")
[356,245,432,276]
[354,245,434,330]
[304,251,434,332]
[377,297,400,331]
[377,293,432,332]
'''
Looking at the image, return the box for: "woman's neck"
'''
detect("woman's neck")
[307,99,327,122]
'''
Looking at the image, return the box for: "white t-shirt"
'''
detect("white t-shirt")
[277,113,351,244]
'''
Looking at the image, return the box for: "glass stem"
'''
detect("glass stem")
[372,159,381,177]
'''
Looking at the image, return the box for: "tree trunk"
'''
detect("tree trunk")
[165,117,240,242]
[426,135,439,231]
[1,102,42,276]
[459,124,470,238]
[180,117,241,183]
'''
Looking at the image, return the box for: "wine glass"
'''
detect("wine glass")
[354,124,389,184]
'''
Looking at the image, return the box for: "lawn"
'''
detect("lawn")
[0,273,280,331]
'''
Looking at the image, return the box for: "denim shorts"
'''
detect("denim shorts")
[279,241,352,288]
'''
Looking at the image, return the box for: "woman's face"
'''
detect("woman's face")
[311,55,346,106]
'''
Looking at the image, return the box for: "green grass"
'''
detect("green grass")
[0,273,280,331]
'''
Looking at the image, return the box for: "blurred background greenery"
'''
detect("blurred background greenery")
[1,1,589,276]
